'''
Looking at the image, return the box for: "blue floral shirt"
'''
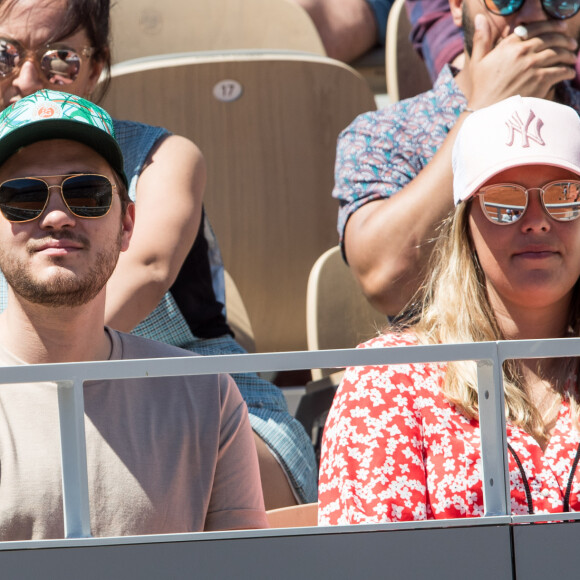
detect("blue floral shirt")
[333,66,580,249]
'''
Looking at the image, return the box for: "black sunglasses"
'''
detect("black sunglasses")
[0,39,94,85]
[0,174,116,223]
[483,0,580,19]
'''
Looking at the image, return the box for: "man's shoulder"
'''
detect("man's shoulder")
[343,65,465,139]
[110,329,201,361]
[108,330,241,402]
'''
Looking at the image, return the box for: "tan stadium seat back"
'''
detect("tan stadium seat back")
[385,0,432,102]
[224,269,255,353]
[306,246,386,380]
[110,0,325,64]
[101,52,376,352]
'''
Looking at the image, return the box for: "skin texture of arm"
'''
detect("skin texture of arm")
[344,8,578,316]
[343,116,468,316]
[290,0,379,62]
[253,432,298,510]
[104,134,206,332]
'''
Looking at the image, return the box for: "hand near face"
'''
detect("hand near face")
[467,14,578,106]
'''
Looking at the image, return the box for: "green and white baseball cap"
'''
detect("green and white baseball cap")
[0,89,127,186]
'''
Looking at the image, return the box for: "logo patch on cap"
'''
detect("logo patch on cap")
[505,110,545,148]
[33,101,63,120]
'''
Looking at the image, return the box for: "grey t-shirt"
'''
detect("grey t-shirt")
[0,329,267,540]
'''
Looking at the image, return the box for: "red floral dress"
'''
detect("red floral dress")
[318,333,580,525]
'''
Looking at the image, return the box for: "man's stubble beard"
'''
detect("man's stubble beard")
[0,229,123,308]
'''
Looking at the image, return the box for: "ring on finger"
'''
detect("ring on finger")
[514,25,529,40]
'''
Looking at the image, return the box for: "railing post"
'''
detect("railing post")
[57,378,92,538]
[477,355,510,516]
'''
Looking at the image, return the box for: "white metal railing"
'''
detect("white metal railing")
[1,336,580,542]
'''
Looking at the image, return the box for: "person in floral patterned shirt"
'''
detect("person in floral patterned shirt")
[336,0,580,318]
[319,96,580,525]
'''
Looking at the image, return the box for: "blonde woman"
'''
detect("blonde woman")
[319,96,580,524]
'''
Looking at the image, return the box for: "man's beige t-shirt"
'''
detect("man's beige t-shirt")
[0,329,268,540]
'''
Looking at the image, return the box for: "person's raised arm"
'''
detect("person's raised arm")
[290,0,381,62]
[343,115,466,316]
[344,13,577,316]
[105,135,206,331]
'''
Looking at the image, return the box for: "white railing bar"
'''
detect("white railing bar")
[477,359,510,516]
[0,508,570,553]
[0,337,578,383]
[1,507,574,553]
[498,338,580,360]
[0,341,514,382]
[1,336,579,540]
[511,511,580,524]
[0,504,575,553]
[0,343,494,383]
[57,378,91,539]
[0,515,515,552]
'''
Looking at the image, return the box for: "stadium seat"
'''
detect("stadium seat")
[385,0,432,102]
[110,0,325,63]
[298,245,386,458]
[101,52,377,353]
[306,246,386,380]
[224,270,255,354]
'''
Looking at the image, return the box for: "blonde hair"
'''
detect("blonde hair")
[400,202,580,445]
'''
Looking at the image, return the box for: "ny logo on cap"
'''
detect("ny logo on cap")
[505,110,545,148]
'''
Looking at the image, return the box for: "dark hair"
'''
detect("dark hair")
[50,0,112,102]
[113,170,131,214]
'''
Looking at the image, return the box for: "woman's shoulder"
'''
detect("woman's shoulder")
[356,331,420,350]
[112,118,171,151]
[330,331,447,427]
[341,331,445,394]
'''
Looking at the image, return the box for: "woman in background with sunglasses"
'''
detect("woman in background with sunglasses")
[319,96,580,525]
[0,0,317,509]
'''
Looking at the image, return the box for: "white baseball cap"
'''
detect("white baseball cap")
[452,96,580,205]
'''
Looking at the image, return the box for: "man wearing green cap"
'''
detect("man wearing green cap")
[0,89,268,539]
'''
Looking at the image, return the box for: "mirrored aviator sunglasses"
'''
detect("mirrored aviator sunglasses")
[484,0,580,18]
[0,39,93,84]
[0,174,116,223]
[478,181,580,225]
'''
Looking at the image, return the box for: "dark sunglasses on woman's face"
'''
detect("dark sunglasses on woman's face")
[477,180,580,224]
[0,174,116,223]
[0,39,93,85]
[483,0,580,19]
